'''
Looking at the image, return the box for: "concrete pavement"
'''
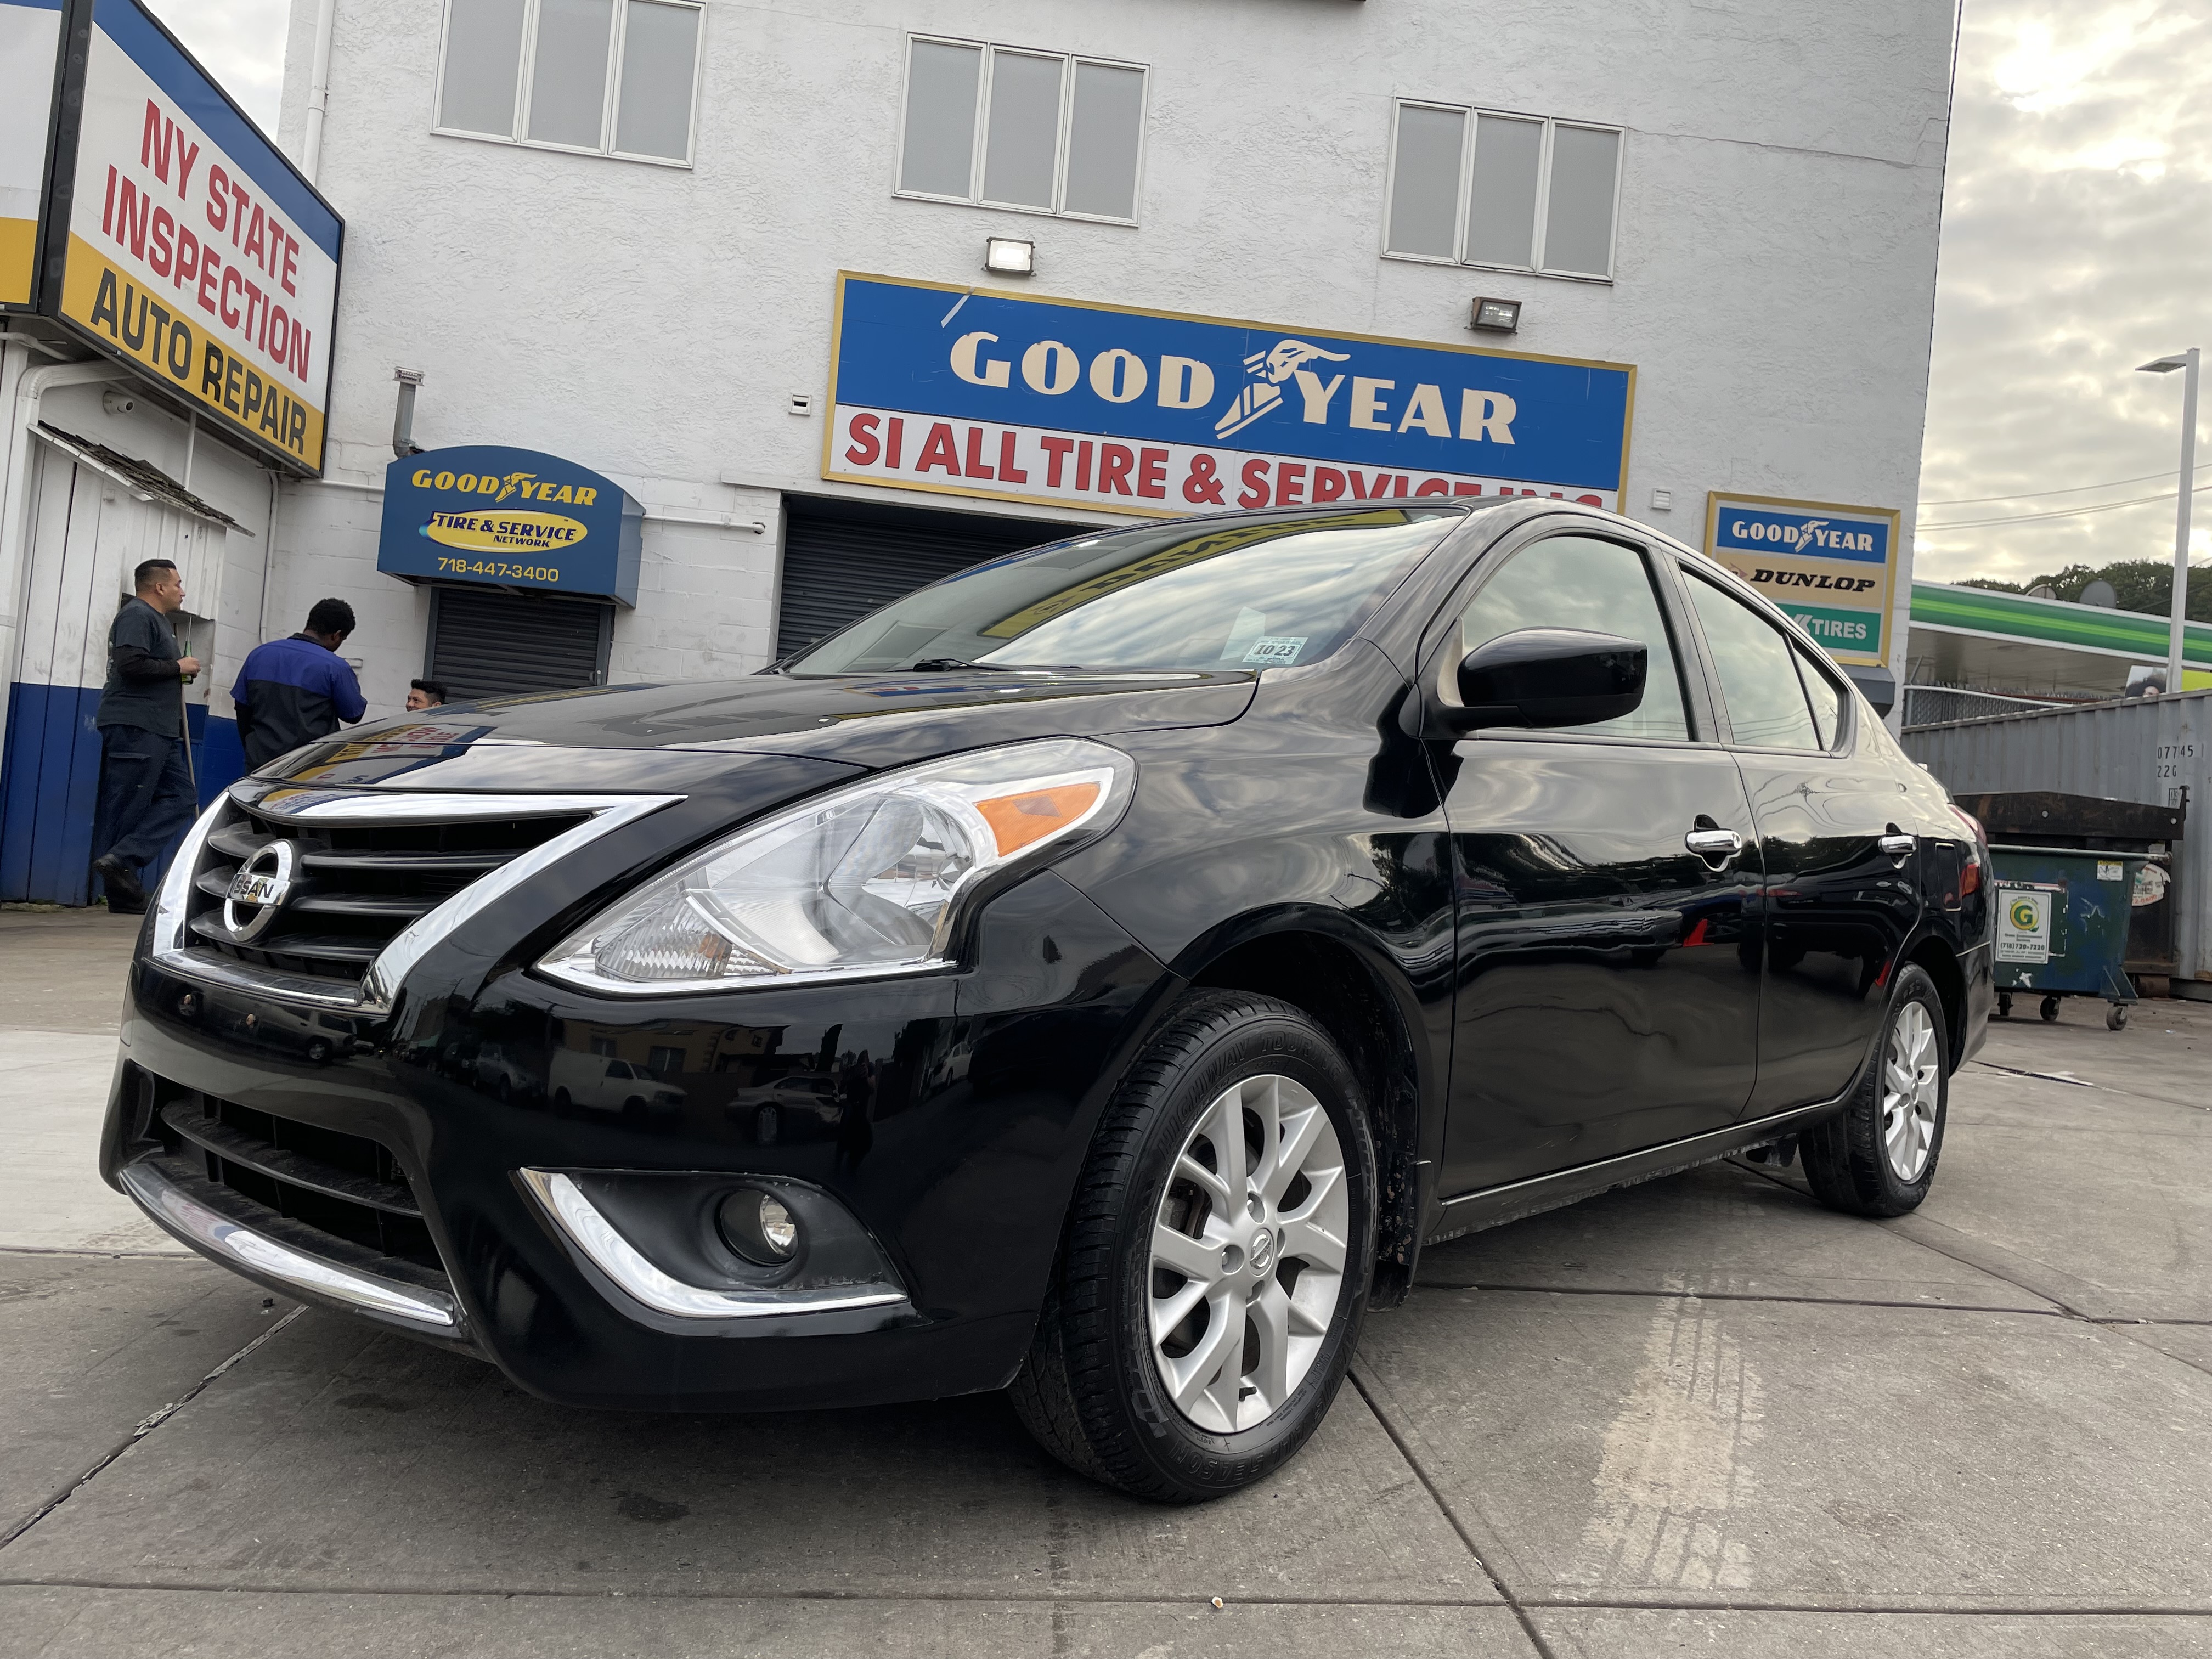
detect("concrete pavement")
[2,904,2207,1656]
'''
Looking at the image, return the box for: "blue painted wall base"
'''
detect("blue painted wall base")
[1,683,244,905]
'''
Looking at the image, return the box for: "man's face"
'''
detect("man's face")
[405,687,440,712]
[150,570,185,612]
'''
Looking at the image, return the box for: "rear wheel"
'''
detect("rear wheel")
[1009,991,1376,1502]
[1801,963,1948,1217]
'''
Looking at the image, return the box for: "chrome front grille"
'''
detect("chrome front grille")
[188,799,586,987]
[151,785,682,1011]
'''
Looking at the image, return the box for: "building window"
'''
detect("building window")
[435,0,704,166]
[1384,101,1622,280]
[897,36,1147,223]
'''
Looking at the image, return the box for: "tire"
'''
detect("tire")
[2107,1003,2129,1031]
[1009,990,1377,1502]
[2040,996,2061,1023]
[1801,963,1949,1218]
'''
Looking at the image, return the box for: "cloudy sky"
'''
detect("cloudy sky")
[151,2,2211,589]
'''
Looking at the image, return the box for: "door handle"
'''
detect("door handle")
[1880,829,1915,860]
[1685,827,1743,860]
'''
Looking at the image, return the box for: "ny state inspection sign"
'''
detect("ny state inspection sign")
[1703,492,1902,668]
[52,0,342,473]
[823,273,1635,518]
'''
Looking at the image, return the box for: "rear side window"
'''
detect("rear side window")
[1792,642,1847,751]
[1684,575,1821,751]
[1453,535,1690,741]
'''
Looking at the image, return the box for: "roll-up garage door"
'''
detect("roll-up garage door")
[775,495,1081,661]
[425,587,612,702]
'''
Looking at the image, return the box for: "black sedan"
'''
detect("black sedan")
[101,498,1991,1501]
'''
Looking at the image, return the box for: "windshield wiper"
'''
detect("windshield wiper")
[909,658,1078,673]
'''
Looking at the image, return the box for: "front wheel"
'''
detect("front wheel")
[1009,991,1376,1502]
[1801,963,1949,1217]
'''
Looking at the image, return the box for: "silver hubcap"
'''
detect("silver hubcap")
[1149,1074,1349,1434]
[1882,1001,1941,1182]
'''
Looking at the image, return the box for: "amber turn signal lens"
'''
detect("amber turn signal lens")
[975,783,1102,855]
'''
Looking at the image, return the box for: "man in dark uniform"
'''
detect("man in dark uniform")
[91,558,201,915]
[230,598,368,768]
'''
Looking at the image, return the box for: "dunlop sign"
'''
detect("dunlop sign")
[1703,492,1902,668]
[823,272,1635,518]
[376,445,644,606]
[47,0,343,472]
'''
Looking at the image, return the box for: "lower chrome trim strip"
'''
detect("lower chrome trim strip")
[519,1169,909,1321]
[119,1161,460,1331]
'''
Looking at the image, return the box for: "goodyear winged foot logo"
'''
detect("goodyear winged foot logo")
[1214,340,1352,439]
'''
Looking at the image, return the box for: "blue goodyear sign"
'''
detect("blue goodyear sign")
[1703,492,1901,667]
[377,445,642,606]
[823,273,1634,517]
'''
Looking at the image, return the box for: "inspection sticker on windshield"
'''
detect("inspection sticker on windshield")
[1995,883,2057,964]
[1244,636,1308,667]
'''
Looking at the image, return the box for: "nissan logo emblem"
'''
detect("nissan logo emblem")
[224,840,298,942]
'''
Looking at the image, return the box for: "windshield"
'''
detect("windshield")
[783,507,1464,675]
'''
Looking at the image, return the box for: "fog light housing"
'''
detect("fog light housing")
[719,1188,799,1265]
[519,1169,909,1322]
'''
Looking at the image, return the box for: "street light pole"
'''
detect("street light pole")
[2137,348,2199,694]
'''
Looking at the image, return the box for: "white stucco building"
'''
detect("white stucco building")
[1,0,1957,901]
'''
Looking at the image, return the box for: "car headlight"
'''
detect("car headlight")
[537,738,1132,995]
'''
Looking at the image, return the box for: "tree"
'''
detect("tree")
[1948,558,2212,622]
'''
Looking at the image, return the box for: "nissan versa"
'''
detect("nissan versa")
[101,499,1993,1502]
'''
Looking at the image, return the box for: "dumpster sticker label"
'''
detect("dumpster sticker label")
[2132,864,2169,908]
[1996,887,2053,964]
[2095,860,2123,883]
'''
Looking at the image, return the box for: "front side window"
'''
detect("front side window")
[1385,102,1622,279]
[1685,574,1823,751]
[1452,535,1690,741]
[898,36,1147,222]
[436,0,703,165]
[785,509,1461,675]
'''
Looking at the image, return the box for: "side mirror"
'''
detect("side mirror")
[1444,628,1647,732]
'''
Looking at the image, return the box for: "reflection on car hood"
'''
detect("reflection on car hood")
[261,669,1257,786]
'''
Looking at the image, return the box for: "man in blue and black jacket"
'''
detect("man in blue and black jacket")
[230,598,368,768]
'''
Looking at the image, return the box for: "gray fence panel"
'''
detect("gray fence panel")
[1901,690,2209,985]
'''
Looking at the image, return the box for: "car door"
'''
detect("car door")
[1677,569,1922,1114]
[1434,529,1765,1197]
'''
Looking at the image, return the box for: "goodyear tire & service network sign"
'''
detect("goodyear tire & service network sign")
[823,273,1635,517]
[376,445,644,606]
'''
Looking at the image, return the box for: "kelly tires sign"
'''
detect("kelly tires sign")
[376,446,643,606]
[823,273,1635,518]
[1704,491,1901,668]
[43,0,342,472]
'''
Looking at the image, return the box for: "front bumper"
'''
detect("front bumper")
[104,867,1175,1410]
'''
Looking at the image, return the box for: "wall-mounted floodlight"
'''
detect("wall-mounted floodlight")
[984,238,1035,277]
[1470,297,1521,334]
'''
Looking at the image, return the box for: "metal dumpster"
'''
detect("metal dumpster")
[1955,791,2185,995]
[1988,845,2153,1029]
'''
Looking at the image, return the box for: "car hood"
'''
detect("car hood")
[258,669,1257,791]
